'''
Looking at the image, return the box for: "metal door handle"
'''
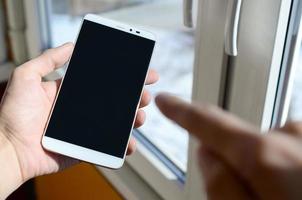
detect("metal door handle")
[184,0,193,27]
[225,0,242,56]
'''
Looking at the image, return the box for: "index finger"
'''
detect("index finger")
[155,93,262,173]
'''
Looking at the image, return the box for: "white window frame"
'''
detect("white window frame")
[225,0,293,130]
[271,0,302,127]
[22,0,296,199]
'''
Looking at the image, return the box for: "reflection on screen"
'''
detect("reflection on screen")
[45,20,155,158]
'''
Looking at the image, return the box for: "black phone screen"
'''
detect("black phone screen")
[45,20,155,158]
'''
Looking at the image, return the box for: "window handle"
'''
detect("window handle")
[184,0,193,27]
[225,0,242,56]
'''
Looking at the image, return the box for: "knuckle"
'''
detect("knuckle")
[12,66,37,82]
[245,136,287,182]
[12,67,27,78]
[284,122,302,133]
[135,111,145,126]
[246,134,302,184]
[137,118,143,126]
[43,48,53,56]
[144,90,151,99]
[41,49,54,65]
[142,96,151,106]
[198,103,215,113]
[242,137,270,178]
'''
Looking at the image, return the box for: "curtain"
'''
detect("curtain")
[4,0,28,65]
[0,0,7,64]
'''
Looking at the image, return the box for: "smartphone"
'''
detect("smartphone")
[42,14,156,169]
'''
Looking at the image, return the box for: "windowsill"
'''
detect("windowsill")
[95,140,178,181]
[94,132,187,200]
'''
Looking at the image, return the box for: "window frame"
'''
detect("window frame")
[23,0,296,199]
[224,0,293,130]
[271,0,302,127]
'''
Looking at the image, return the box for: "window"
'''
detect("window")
[289,8,302,125]
[289,47,302,121]
[22,0,298,199]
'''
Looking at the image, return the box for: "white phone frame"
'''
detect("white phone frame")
[42,14,156,169]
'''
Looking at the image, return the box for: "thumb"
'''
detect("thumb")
[22,43,74,77]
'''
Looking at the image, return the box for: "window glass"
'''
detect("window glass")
[286,15,302,123]
[288,43,302,121]
[48,0,194,171]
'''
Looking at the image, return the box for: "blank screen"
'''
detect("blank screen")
[45,20,155,158]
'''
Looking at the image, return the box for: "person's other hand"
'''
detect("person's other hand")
[0,43,159,183]
[156,93,302,200]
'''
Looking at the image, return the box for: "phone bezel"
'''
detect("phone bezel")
[42,14,156,169]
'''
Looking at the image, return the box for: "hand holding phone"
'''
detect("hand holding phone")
[42,14,156,169]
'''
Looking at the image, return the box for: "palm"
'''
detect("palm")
[0,70,75,180]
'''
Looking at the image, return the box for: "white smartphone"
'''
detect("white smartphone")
[42,14,156,169]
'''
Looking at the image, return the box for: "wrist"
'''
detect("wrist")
[0,126,23,199]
